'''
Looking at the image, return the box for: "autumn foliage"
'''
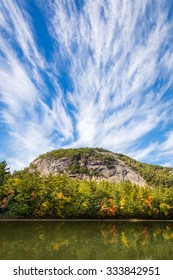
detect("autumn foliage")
[0,170,173,219]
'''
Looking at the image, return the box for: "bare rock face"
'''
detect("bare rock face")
[32,157,72,176]
[30,150,147,187]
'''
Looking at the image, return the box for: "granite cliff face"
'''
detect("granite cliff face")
[29,148,147,187]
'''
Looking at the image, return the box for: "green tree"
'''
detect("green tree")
[0,161,10,186]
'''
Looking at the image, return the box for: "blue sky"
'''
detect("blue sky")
[0,0,173,171]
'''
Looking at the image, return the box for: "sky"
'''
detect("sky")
[0,0,173,171]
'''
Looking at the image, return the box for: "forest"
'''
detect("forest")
[0,159,173,219]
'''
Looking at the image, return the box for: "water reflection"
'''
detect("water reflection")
[0,221,173,259]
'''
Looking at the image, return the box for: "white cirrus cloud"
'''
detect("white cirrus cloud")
[0,0,173,170]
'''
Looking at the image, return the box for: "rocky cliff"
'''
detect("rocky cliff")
[29,148,147,186]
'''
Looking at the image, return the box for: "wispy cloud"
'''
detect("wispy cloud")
[46,1,173,149]
[0,0,173,170]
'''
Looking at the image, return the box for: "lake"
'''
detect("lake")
[0,221,173,259]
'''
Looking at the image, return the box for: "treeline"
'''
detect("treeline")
[0,165,173,219]
[37,147,109,161]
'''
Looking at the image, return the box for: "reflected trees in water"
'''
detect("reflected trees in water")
[0,222,173,260]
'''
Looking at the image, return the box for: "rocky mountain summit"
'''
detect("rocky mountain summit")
[30,148,147,186]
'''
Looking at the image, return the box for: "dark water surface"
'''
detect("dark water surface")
[0,221,173,260]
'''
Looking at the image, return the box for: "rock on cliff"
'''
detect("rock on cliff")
[29,148,147,187]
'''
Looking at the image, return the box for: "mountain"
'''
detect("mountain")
[29,147,173,188]
[1,147,173,219]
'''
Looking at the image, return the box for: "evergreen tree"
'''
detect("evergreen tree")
[0,161,10,186]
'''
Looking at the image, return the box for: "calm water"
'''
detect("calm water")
[0,221,173,260]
